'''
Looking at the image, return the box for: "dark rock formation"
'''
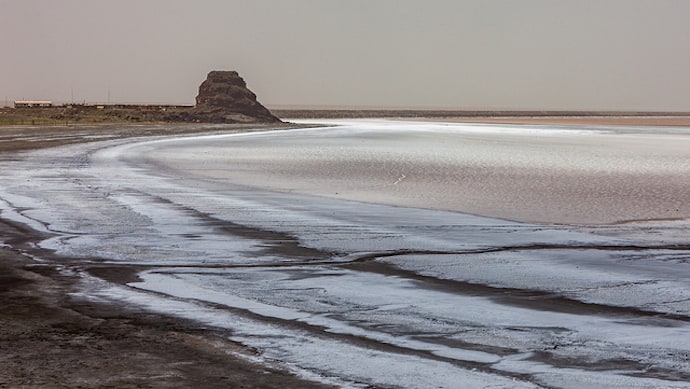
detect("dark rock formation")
[193,70,280,123]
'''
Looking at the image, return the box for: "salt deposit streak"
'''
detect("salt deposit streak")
[94,284,534,389]
[1,120,690,387]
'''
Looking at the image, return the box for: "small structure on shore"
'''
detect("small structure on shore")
[14,100,52,108]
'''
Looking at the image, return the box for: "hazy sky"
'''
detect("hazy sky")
[3,0,690,110]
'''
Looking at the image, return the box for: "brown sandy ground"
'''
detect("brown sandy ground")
[0,124,334,388]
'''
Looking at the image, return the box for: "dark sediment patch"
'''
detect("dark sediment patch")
[529,351,690,382]
[85,265,145,284]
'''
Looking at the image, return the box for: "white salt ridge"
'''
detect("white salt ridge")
[132,267,690,350]
[92,283,535,389]
[130,270,503,364]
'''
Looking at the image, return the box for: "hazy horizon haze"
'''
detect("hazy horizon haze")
[2,0,690,111]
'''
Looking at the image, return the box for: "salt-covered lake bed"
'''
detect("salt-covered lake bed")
[2,120,689,388]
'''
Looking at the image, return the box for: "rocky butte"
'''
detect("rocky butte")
[191,70,281,123]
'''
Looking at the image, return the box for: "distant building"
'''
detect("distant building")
[14,100,53,108]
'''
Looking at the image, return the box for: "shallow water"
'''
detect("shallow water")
[137,120,690,224]
[1,120,690,387]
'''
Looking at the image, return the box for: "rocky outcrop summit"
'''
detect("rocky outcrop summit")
[193,70,280,123]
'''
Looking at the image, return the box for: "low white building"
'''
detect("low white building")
[14,100,53,108]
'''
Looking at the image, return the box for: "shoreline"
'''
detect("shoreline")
[0,122,302,152]
[403,115,690,127]
[272,109,690,127]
